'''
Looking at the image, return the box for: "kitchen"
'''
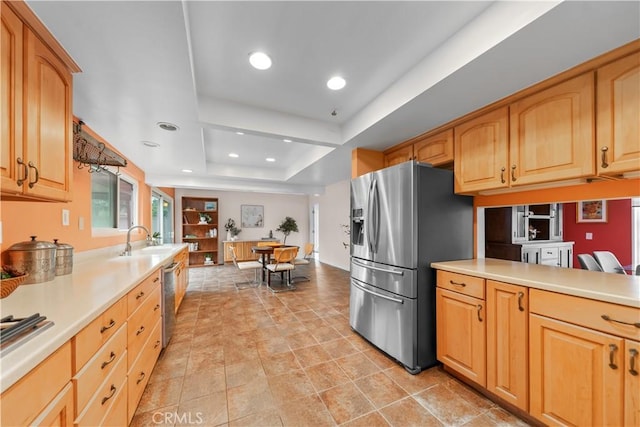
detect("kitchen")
[1,1,640,426]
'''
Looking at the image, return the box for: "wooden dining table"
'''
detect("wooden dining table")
[251,244,283,283]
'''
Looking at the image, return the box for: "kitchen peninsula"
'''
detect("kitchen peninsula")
[0,244,187,426]
[432,258,639,426]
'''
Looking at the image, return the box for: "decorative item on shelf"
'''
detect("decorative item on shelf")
[152,232,162,245]
[276,216,298,244]
[204,201,217,211]
[199,213,212,224]
[209,228,217,238]
[224,218,242,241]
[204,253,213,264]
[188,242,199,252]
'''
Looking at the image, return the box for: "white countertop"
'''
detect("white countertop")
[0,243,187,393]
[431,258,640,308]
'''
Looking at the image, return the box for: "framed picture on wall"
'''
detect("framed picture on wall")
[241,205,264,228]
[577,200,607,223]
[204,201,217,211]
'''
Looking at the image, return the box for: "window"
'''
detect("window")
[91,169,138,230]
[151,189,174,243]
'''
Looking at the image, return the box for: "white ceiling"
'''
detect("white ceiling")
[27,1,640,195]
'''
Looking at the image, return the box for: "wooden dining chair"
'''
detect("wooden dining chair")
[266,246,298,292]
[228,246,263,289]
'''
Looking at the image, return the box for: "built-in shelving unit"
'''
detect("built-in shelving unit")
[181,196,219,267]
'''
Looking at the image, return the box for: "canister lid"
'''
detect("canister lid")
[8,236,57,251]
[53,239,74,250]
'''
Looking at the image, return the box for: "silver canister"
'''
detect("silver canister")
[53,239,74,276]
[7,236,57,284]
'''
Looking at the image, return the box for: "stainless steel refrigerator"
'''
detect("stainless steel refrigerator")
[350,161,473,373]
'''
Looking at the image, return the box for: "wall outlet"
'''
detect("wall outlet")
[585,232,593,240]
[62,209,70,226]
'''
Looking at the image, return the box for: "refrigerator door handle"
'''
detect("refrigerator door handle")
[352,259,405,276]
[366,179,374,253]
[370,178,380,253]
[352,280,404,304]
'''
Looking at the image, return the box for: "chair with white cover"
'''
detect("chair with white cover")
[593,251,627,274]
[291,243,314,283]
[228,246,263,289]
[266,246,298,292]
[577,254,603,272]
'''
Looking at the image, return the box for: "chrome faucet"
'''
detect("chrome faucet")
[121,225,151,256]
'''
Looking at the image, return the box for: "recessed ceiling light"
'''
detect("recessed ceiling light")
[182,169,193,173]
[249,52,272,70]
[283,139,292,143]
[229,153,239,158]
[327,76,346,90]
[265,157,276,162]
[142,141,160,148]
[157,121,179,131]
[236,131,244,135]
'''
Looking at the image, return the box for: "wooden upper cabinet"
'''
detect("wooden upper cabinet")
[414,128,453,166]
[23,28,74,201]
[1,1,78,202]
[509,73,595,186]
[597,52,640,176]
[1,5,24,195]
[383,144,413,167]
[454,107,509,193]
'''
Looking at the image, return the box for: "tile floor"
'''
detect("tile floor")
[131,262,529,427]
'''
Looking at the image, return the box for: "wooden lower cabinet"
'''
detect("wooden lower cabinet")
[31,383,74,427]
[529,314,624,426]
[436,287,486,386]
[223,240,275,263]
[0,341,72,426]
[486,281,528,411]
[625,339,640,426]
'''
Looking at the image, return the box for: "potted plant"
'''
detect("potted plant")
[276,216,298,244]
[152,231,162,246]
[204,253,213,263]
[199,213,212,224]
[224,218,241,241]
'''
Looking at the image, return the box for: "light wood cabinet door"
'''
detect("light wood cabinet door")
[384,145,413,167]
[529,313,623,426]
[436,287,486,386]
[597,52,640,176]
[486,281,528,411]
[626,339,640,427]
[24,27,73,201]
[510,73,595,186]
[414,129,453,166]
[454,107,509,193]
[1,4,24,194]
[32,383,74,427]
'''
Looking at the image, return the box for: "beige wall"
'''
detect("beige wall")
[312,179,350,271]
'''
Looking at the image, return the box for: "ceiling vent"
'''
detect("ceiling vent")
[73,121,127,173]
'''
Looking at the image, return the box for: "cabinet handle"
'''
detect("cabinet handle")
[136,325,146,336]
[601,314,640,328]
[16,158,28,186]
[101,385,116,405]
[609,344,618,369]
[136,371,146,385]
[154,304,160,311]
[500,167,506,184]
[449,280,466,287]
[101,351,116,369]
[153,277,160,283]
[477,304,483,322]
[154,340,161,349]
[100,319,116,333]
[629,349,639,376]
[511,165,517,182]
[135,291,145,300]
[601,146,609,168]
[517,291,525,312]
[27,161,39,188]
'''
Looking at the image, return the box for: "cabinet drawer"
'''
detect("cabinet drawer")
[0,341,72,426]
[530,289,640,341]
[74,297,127,372]
[100,377,128,427]
[73,323,127,413]
[127,268,161,316]
[127,285,161,368]
[539,247,559,260]
[437,270,485,299]
[74,350,127,427]
[128,319,163,423]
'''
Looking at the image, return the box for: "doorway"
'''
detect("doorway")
[151,189,174,243]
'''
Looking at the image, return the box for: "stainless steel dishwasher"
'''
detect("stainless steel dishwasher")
[162,261,180,348]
